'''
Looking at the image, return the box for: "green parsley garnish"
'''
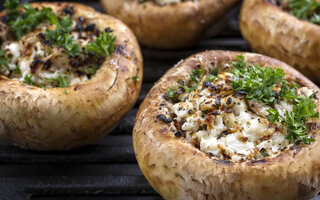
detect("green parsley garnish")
[85,31,116,57]
[13,65,21,74]
[4,0,117,59]
[267,93,318,144]
[46,17,82,57]
[287,0,320,25]
[132,74,139,83]
[181,68,204,92]
[64,89,69,95]
[5,0,57,38]
[259,148,269,157]
[0,50,9,70]
[204,68,218,84]
[4,0,19,21]
[231,54,318,144]
[4,0,82,57]
[230,55,284,105]
[23,74,33,85]
[165,88,180,102]
[45,74,70,88]
[46,29,82,57]
[81,66,100,75]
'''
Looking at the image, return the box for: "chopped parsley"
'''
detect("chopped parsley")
[287,0,320,25]
[13,66,21,74]
[4,0,116,58]
[23,74,33,85]
[165,88,180,102]
[0,50,9,70]
[132,74,139,83]
[164,54,318,145]
[230,55,284,105]
[180,68,204,92]
[0,0,118,89]
[5,0,57,38]
[259,148,269,157]
[268,93,318,144]
[204,68,218,84]
[46,29,82,57]
[81,66,99,75]
[230,54,318,144]
[85,31,116,57]
[45,74,70,88]
[46,17,82,57]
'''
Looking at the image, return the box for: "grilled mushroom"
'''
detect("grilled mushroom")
[100,0,239,49]
[133,51,320,199]
[0,2,142,150]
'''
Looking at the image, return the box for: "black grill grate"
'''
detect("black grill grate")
[0,0,319,199]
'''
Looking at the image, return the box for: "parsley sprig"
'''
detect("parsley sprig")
[45,74,70,88]
[165,67,217,102]
[45,16,82,57]
[0,50,9,70]
[46,29,82,57]
[81,66,99,75]
[287,0,320,25]
[231,54,318,144]
[5,0,57,38]
[267,93,318,144]
[132,74,139,83]
[85,31,116,57]
[180,68,204,92]
[230,55,284,105]
[23,74,34,85]
[4,0,116,58]
[204,68,218,84]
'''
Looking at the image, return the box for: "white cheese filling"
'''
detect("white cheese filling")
[1,18,101,88]
[169,72,313,161]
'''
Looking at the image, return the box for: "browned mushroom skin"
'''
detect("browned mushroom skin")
[0,2,143,150]
[133,50,320,200]
[100,0,239,49]
[240,0,320,82]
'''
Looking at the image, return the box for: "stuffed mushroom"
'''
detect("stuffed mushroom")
[133,50,320,199]
[0,1,142,150]
[100,0,239,49]
[240,0,320,82]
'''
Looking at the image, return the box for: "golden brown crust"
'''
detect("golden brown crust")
[100,0,239,49]
[133,50,320,200]
[239,0,320,82]
[0,2,143,150]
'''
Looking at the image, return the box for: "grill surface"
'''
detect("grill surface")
[0,0,320,199]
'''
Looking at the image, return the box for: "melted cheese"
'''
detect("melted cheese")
[170,72,296,161]
[1,15,102,88]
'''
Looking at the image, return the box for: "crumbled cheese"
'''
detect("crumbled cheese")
[6,43,20,64]
[170,71,292,161]
[1,18,101,88]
